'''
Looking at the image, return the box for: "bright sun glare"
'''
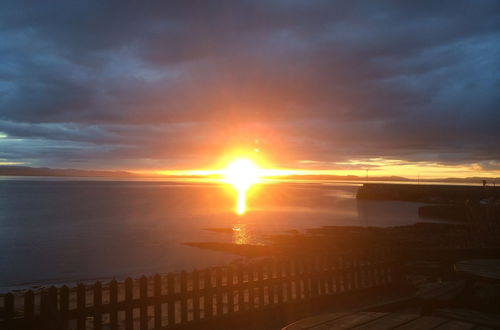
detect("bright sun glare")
[222,158,261,215]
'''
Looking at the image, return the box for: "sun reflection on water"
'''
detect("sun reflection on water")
[232,223,248,244]
[222,158,261,215]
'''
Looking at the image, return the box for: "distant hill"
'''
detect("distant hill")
[275,174,409,181]
[0,166,137,177]
[275,174,498,184]
[0,165,497,184]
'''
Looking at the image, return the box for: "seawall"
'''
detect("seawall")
[356,183,500,203]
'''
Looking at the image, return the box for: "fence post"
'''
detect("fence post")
[276,260,284,304]
[76,284,86,330]
[326,256,335,295]
[327,256,335,294]
[311,257,320,298]
[341,256,349,292]
[366,255,375,288]
[352,256,359,290]
[361,256,369,289]
[318,257,326,295]
[316,257,325,296]
[59,286,69,330]
[203,269,213,319]
[284,260,293,302]
[227,266,235,314]
[247,264,255,310]
[334,256,342,293]
[153,274,162,328]
[257,262,265,308]
[167,273,175,326]
[303,258,311,299]
[124,278,133,330]
[140,276,148,330]
[359,256,366,288]
[192,270,200,321]
[39,289,48,329]
[345,257,353,292]
[24,290,35,329]
[215,267,223,316]
[292,259,301,301]
[266,259,276,305]
[180,271,188,323]
[93,282,103,330]
[381,253,388,284]
[4,292,14,329]
[372,255,379,286]
[391,254,406,287]
[358,256,365,289]
[109,279,118,330]
[237,264,245,312]
[47,286,58,329]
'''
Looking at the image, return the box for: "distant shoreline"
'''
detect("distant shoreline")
[1,165,498,185]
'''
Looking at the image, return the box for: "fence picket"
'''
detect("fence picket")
[354,257,361,289]
[139,276,148,330]
[59,286,69,330]
[76,284,86,330]
[93,282,103,330]
[192,270,200,321]
[167,273,175,326]
[215,267,223,316]
[237,264,245,312]
[24,290,35,329]
[247,264,255,309]
[153,274,162,328]
[311,258,320,298]
[266,260,275,305]
[257,262,265,308]
[4,293,14,322]
[109,279,118,330]
[227,266,235,314]
[276,261,284,304]
[203,269,213,319]
[303,259,311,299]
[180,271,188,323]
[292,259,300,300]
[124,277,133,330]
[284,260,293,301]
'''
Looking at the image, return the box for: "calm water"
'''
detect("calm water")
[0,178,429,291]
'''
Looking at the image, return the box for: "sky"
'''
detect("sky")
[0,0,499,178]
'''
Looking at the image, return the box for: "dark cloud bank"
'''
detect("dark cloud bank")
[0,0,499,170]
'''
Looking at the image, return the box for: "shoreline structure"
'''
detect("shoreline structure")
[357,183,500,203]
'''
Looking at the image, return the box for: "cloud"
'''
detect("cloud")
[0,0,499,170]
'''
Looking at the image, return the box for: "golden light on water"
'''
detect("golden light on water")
[222,158,261,215]
[232,223,249,244]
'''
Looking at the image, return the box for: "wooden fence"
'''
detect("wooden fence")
[0,254,405,330]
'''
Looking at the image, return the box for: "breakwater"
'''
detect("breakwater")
[356,183,500,204]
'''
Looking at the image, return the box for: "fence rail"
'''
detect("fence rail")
[0,254,405,330]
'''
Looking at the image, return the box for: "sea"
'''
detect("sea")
[0,177,444,291]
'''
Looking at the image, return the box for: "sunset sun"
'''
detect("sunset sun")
[222,158,262,215]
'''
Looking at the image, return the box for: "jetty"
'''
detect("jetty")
[356,183,500,204]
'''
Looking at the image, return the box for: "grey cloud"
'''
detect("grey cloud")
[0,0,499,169]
